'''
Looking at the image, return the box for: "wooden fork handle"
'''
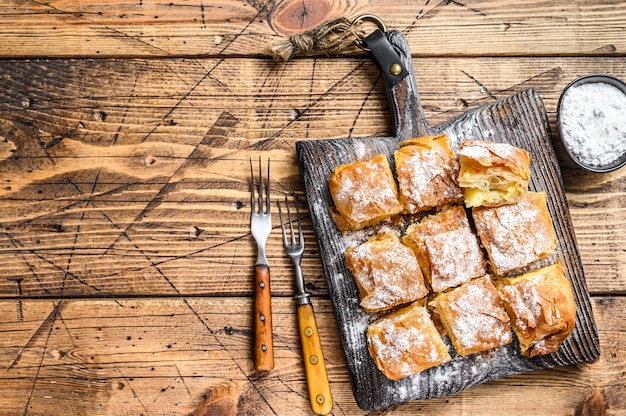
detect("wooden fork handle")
[254,264,274,372]
[297,302,333,415]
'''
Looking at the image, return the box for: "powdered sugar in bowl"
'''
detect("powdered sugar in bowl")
[557,74,626,173]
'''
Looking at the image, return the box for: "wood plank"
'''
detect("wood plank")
[1,1,626,58]
[0,56,624,298]
[0,296,623,415]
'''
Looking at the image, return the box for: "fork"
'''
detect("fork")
[278,195,333,415]
[250,157,274,372]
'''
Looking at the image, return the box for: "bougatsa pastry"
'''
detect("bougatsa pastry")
[495,260,576,358]
[344,232,429,313]
[458,140,531,207]
[367,301,452,380]
[432,275,512,356]
[472,191,557,276]
[328,153,403,231]
[394,135,464,214]
[403,205,486,293]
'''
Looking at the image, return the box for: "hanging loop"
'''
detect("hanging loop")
[352,14,387,51]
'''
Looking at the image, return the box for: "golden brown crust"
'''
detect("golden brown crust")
[403,205,486,292]
[395,135,463,214]
[328,154,403,231]
[495,260,576,358]
[367,301,452,380]
[458,140,531,207]
[472,192,557,276]
[344,232,429,313]
[432,275,512,356]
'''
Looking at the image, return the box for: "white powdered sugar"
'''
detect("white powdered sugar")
[473,194,556,275]
[346,235,427,311]
[333,158,401,225]
[396,146,463,213]
[500,282,542,331]
[425,227,485,292]
[445,277,512,351]
[559,81,626,167]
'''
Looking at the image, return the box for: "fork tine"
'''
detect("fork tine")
[265,158,271,215]
[278,195,304,248]
[278,200,288,246]
[257,156,264,213]
[285,196,296,246]
[249,158,256,214]
[294,196,304,245]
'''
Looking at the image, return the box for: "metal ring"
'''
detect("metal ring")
[352,14,387,51]
[352,14,387,32]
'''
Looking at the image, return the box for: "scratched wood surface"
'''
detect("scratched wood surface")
[0,1,625,415]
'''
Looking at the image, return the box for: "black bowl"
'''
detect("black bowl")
[556,74,626,173]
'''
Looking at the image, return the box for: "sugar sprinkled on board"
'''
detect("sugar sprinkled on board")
[560,81,626,167]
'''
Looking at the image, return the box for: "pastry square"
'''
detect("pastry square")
[472,191,557,276]
[394,135,463,214]
[458,140,531,207]
[432,275,512,356]
[344,232,429,313]
[329,154,403,231]
[403,205,486,292]
[367,301,452,380]
[495,260,576,358]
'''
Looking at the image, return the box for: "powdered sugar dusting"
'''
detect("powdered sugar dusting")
[396,147,463,213]
[459,140,519,166]
[368,303,450,379]
[500,281,543,331]
[426,227,486,292]
[333,159,400,224]
[345,234,428,312]
[473,193,556,275]
[440,276,512,354]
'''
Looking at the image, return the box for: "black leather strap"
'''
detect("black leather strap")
[362,29,409,86]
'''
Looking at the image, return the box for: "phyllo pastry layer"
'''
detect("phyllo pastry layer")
[458,140,531,208]
[472,191,557,276]
[329,153,403,231]
[394,135,463,214]
[367,301,452,380]
[403,205,485,292]
[495,260,576,358]
[344,232,429,313]
[432,275,512,356]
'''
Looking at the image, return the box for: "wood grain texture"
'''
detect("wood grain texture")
[297,302,333,415]
[0,57,624,299]
[254,264,274,372]
[0,1,625,414]
[1,1,626,58]
[0,297,623,415]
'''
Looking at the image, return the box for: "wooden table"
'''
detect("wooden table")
[0,1,624,415]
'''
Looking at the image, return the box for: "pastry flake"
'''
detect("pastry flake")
[458,140,531,207]
[403,205,485,292]
[432,275,512,356]
[344,232,429,313]
[394,135,463,214]
[495,260,576,358]
[472,191,557,276]
[367,301,452,380]
[329,154,403,231]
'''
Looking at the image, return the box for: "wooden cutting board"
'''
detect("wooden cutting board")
[296,30,600,411]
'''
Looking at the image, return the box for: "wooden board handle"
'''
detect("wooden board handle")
[254,264,274,372]
[297,302,333,415]
[364,30,436,140]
